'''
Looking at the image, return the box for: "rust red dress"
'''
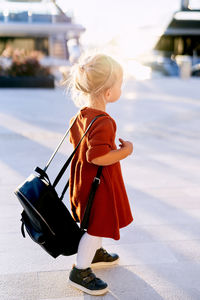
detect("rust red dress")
[69,107,133,240]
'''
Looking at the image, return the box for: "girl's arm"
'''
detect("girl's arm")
[88,138,133,166]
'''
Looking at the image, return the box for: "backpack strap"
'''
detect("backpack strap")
[53,114,105,188]
[59,179,69,201]
[80,166,103,229]
[59,165,102,202]
[21,219,26,238]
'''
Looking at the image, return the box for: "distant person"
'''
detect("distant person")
[66,53,134,295]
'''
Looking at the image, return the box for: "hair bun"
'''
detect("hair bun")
[67,53,123,107]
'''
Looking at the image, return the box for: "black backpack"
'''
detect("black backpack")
[14,114,104,258]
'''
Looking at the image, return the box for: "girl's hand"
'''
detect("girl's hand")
[119,138,133,155]
[90,138,133,166]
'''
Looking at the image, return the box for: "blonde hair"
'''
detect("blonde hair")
[66,53,123,107]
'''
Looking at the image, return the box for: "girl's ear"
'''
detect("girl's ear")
[104,88,111,101]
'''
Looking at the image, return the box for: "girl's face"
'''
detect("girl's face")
[106,75,123,104]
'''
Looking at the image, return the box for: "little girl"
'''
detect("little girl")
[67,53,133,296]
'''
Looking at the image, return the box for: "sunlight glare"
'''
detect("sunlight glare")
[125,60,152,81]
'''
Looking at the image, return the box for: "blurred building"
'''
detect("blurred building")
[0,0,85,65]
[144,0,200,77]
[155,0,200,60]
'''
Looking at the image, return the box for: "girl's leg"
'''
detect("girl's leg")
[76,232,102,269]
[69,233,118,295]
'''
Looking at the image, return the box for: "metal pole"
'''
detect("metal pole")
[43,114,78,172]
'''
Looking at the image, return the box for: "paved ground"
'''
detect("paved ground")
[0,77,200,300]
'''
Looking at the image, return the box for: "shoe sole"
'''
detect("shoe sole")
[91,257,120,268]
[68,279,109,296]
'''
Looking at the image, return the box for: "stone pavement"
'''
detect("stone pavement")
[0,78,200,299]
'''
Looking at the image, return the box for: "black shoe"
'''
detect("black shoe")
[91,247,120,267]
[69,265,108,296]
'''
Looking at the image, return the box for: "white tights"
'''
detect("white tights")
[76,232,102,269]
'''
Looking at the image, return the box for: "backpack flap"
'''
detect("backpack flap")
[14,170,56,237]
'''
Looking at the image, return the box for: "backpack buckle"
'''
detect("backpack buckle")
[93,177,100,184]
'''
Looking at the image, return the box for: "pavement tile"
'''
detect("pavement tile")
[106,242,177,266]
[117,223,200,244]
[126,262,200,291]
[39,297,84,300]
[0,272,38,300]
[165,240,200,262]
[39,291,119,300]
[153,288,200,300]
[38,270,82,299]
